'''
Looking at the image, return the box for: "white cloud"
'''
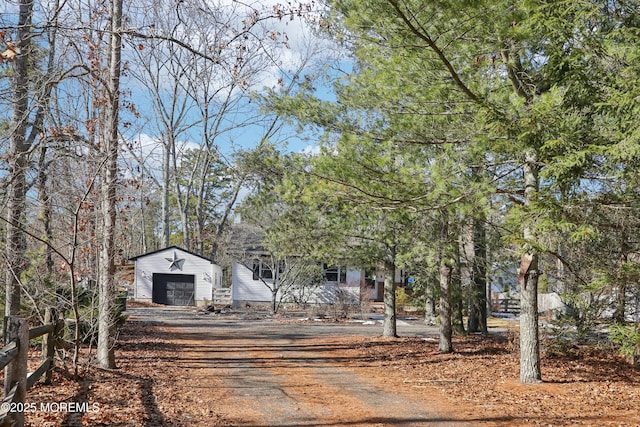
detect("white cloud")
[300,144,321,156]
[122,133,202,183]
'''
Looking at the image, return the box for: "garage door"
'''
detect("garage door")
[152,273,195,306]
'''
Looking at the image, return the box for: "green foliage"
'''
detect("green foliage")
[610,323,640,366]
[395,287,409,312]
[66,289,128,344]
[255,0,640,359]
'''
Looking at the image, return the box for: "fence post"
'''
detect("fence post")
[42,308,57,384]
[4,316,28,427]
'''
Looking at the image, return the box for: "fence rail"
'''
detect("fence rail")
[213,288,232,305]
[0,308,62,427]
[498,298,521,314]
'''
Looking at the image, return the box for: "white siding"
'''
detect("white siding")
[133,247,221,304]
[231,261,363,306]
[232,261,275,304]
[212,264,223,289]
[345,268,362,287]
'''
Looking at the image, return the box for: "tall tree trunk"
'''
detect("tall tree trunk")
[171,134,193,250]
[438,260,454,353]
[5,0,34,316]
[37,146,54,275]
[460,220,474,324]
[466,218,488,334]
[97,0,123,370]
[194,151,212,256]
[161,137,171,248]
[438,215,454,353]
[424,277,437,325]
[613,244,629,324]
[452,246,464,335]
[195,190,205,256]
[519,150,541,383]
[473,217,488,333]
[211,176,244,263]
[139,173,148,254]
[178,208,190,250]
[382,259,397,337]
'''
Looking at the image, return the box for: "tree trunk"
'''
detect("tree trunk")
[161,137,171,248]
[171,134,192,250]
[37,146,54,275]
[179,208,190,250]
[4,317,28,427]
[211,177,244,263]
[438,216,454,353]
[452,250,464,335]
[194,152,211,256]
[519,150,541,383]
[382,259,397,337]
[438,260,454,353]
[466,218,488,334]
[614,275,627,325]
[97,0,123,370]
[614,247,629,324]
[271,287,278,314]
[4,0,34,317]
[139,167,148,253]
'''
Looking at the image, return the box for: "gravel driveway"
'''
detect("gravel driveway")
[126,306,471,427]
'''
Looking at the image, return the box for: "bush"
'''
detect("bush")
[609,323,640,368]
[395,287,410,313]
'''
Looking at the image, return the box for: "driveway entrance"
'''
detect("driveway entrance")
[126,307,469,426]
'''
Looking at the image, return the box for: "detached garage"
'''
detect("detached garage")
[130,246,222,306]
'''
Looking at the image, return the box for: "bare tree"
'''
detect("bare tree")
[96,0,123,369]
[231,222,326,313]
[4,0,35,317]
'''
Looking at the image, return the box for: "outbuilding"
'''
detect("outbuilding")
[130,246,222,306]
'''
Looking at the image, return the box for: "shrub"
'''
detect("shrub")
[609,323,640,368]
[395,287,410,313]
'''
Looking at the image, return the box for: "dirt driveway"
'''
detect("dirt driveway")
[127,307,471,427]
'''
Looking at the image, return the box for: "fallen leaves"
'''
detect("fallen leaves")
[343,334,640,426]
[17,319,640,426]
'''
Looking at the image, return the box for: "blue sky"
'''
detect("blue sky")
[119,3,343,174]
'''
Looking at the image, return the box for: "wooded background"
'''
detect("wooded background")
[1,0,640,381]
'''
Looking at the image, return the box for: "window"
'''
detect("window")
[364,269,376,287]
[252,262,259,280]
[261,264,273,279]
[252,260,273,280]
[324,264,347,283]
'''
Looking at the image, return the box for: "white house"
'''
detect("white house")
[231,261,364,308]
[130,246,222,306]
[230,259,417,308]
[227,222,410,308]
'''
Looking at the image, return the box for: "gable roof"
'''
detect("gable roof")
[129,245,213,263]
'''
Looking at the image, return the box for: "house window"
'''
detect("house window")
[324,264,347,283]
[262,264,273,279]
[364,269,376,287]
[252,260,273,280]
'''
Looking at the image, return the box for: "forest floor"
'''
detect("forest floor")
[20,305,640,426]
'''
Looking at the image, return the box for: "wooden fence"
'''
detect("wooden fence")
[212,288,232,306]
[0,308,63,427]
[498,298,521,314]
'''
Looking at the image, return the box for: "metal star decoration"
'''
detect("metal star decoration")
[165,251,185,271]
